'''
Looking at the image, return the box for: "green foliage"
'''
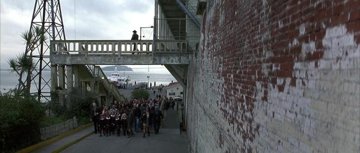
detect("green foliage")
[8,27,46,96]
[40,116,65,127]
[131,89,150,100]
[64,88,95,123]
[8,53,33,93]
[47,88,94,124]
[0,94,45,153]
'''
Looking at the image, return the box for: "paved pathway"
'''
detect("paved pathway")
[35,127,93,153]
[61,109,188,153]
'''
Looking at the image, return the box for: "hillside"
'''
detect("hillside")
[101,65,133,71]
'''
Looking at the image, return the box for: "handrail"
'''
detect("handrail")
[154,40,189,53]
[52,40,152,54]
[95,66,125,102]
[83,64,125,102]
[51,40,190,54]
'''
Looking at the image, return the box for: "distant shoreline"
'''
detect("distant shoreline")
[0,69,12,71]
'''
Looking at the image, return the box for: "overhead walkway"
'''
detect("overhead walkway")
[50,40,191,65]
[49,0,202,106]
[50,40,191,105]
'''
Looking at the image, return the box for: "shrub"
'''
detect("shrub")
[0,93,45,153]
[131,89,150,100]
[64,88,95,124]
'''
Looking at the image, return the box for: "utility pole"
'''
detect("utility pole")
[25,0,66,101]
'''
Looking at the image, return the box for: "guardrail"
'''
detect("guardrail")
[52,40,152,55]
[51,40,189,55]
[155,40,188,53]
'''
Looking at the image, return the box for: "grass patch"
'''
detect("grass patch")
[40,116,66,127]
[78,116,91,125]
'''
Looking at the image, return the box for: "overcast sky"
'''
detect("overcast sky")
[0,0,165,71]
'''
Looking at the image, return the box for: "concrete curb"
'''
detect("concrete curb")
[52,131,93,153]
[17,124,92,153]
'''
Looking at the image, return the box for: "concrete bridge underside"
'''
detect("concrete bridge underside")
[50,40,191,105]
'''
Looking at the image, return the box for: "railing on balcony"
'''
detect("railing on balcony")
[51,40,190,55]
[52,40,152,55]
[155,17,199,52]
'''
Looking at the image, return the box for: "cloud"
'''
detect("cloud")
[61,0,154,40]
[0,0,32,68]
[0,0,154,69]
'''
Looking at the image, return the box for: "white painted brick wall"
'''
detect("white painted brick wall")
[184,0,360,153]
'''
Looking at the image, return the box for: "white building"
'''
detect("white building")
[164,82,183,99]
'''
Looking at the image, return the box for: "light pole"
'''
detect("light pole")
[139,26,153,88]
[147,65,150,89]
[139,26,154,40]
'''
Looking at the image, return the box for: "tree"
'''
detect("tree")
[8,53,32,93]
[8,27,46,95]
[131,89,150,100]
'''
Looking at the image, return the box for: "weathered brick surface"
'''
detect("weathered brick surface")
[185,0,360,153]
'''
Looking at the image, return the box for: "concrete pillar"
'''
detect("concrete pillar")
[81,81,86,94]
[66,65,73,108]
[73,65,80,88]
[90,80,95,92]
[51,64,58,92]
[58,90,65,107]
[59,65,65,89]
[58,65,65,106]
[66,65,73,91]
[50,65,60,106]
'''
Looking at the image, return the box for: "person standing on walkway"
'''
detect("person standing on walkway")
[91,102,100,134]
[141,109,150,137]
[121,110,128,136]
[154,108,163,134]
[131,30,139,53]
[127,107,135,138]
[134,104,141,132]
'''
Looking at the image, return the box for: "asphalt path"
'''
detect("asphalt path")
[61,109,188,153]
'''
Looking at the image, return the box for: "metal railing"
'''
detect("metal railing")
[154,17,199,52]
[155,40,188,53]
[40,117,78,140]
[51,40,190,55]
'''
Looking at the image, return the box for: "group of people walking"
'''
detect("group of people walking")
[91,98,166,138]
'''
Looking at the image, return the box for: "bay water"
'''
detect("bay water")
[0,69,175,93]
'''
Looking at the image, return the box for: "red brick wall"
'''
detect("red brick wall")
[186,0,360,152]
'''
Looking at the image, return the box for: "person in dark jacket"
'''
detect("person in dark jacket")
[127,107,135,137]
[121,110,128,136]
[134,106,141,132]
[131,30,139,52]
[154,109,163,134]
[141,110,150,138]
[91,102,99,134]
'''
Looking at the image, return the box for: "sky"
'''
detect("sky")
[0,0,167,73]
